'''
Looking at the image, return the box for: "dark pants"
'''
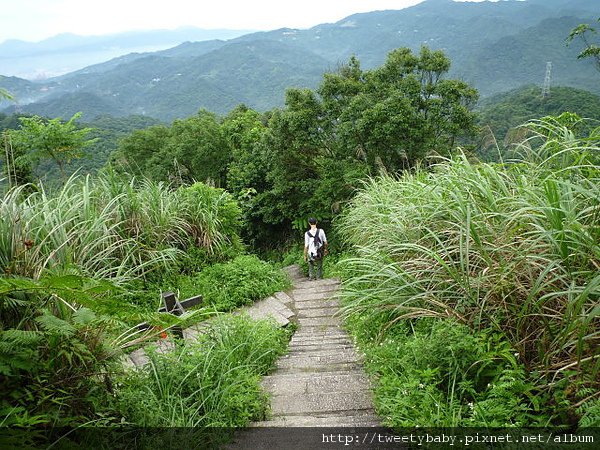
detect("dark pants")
[308,257,323,280]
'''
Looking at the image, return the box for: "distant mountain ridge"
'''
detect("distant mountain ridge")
[0,28,254,79]
[0,0,597,121]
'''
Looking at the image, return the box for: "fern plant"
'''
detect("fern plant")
[576,389,600,427]
[0,275,122,427]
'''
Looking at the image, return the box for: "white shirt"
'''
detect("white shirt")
[305,228,327,257]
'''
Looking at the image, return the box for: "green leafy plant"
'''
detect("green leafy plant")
[575,389,600,427]
[192,255,290,311]
[8,113,96,181]
[112,314,289,427]
[0,275,121,428]
[338,114,599,426]
[344,314,538,427]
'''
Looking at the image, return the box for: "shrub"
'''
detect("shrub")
[193,255,290,311]
[112,315,289,427]
[338,114,600,425]
[344,314,539,427]
[0,276,120,428]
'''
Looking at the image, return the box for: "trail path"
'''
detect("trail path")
[254,265,380,427]
[124,264,381,448]
[225,266,381,448]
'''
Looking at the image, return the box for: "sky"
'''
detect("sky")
[0,0,490,43]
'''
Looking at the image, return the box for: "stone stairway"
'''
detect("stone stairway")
[254,266,380,427]
[123,264,381,449]
[225,267,382,449]
[254,272,379,427]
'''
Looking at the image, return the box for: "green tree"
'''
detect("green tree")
[222,105,267,197]
[165,110,229,187]
[114,110,229,187]
[258,88,327,227]
[112,124,171,178]
[10,113,95,181]
[220,105,273,246]
[568,18,600,72]
[319,47,479,173]
[255,47,478,236]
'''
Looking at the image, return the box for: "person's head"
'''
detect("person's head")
[308,217,317,226]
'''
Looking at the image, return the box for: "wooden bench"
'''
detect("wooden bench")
[137,292,203,339]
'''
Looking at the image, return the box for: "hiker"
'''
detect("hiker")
[304,217,328,280]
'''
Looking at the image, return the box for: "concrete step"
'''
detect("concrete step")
[291,330,350,340]
[293,279,340,291]
[289,346,355,355]
[292,288,340,299]
[289,343,355,353]
[262,371,372,396]
[298,317,342,327]
[270,390,374,415]
[237,295,295,327]
[289,343,353,352]
[293,291,339,302]
[291,335,351,343]
[286,347,360,359]
[273,291,294,307]
[254,411,381,427]
[276,353,362,371]
[297,307,339,318]
[276,362,363,375]
[293,299,340,309]
[279,347,361,360]
[290,332,351,342]
[298,324,346,334]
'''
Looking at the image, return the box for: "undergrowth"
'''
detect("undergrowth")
[112,315,289,428]
[338,113,600,428]
[190,255,290,311]
[344,312,547,427]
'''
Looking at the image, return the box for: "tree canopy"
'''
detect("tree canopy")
[4,113,95,184]
[568,18,600,72]
[114,47,479,244]
[257,47,478,232]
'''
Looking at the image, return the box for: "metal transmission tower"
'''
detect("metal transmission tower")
[542,62,552,97]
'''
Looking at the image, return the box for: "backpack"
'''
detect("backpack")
[308,229,324,260]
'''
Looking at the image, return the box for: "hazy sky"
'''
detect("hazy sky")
[1,0,490,43]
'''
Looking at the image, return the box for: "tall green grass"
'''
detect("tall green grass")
[113,315,289,427]
[0,173,245,428]
[338,115,599,424]
[0,174,242,284]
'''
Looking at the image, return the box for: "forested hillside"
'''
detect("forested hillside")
[477,85,600,157]
[1,0,597,121]
[107,47,478,246]
[0,113,163,185]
